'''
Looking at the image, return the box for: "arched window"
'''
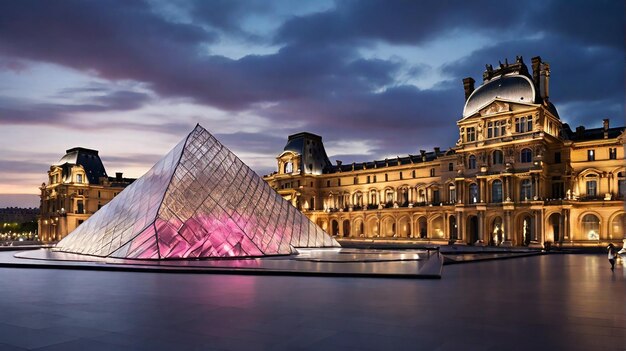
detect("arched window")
[520,148,532,163]
[582,214,600,240]
[612,214,624,239]
[353,192,363,207]
[520,179,532,200]
[468,155,477,169]
[400,188,408,205]
[469,183,479,204]
[492,150,504,165]
[492,180,503,203]
[385,189,394,205]
[284,162,293,174]
[448,184,456,203]
[418,189,426,203]
[418,217,427,238]
[369,190,378,205]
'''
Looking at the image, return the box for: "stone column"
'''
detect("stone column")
[563,209,570,240]
[504,211,511,241]
[478,211,484,242]
[535,210,544,245]
[503,176,508,201]
[457,212,464,242]
[620,214,626,254]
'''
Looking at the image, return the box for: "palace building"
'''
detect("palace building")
[38,147,134,242]
[263,56,626,247]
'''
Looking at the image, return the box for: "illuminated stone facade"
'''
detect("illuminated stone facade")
[264,56,626,247]
[38,148,134,242]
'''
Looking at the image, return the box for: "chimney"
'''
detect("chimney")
[531,56,542,91]
[434,147,441,154]
[603,119,609,138]
[419,150,426,161]
[576,126,585,139]
[462,77,475,100]
[539,62,550,101]
[115,172,123,181]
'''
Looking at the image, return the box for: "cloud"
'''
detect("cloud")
[0,160,50,173]
[274,0,527,47]
[0,89,152,125]
[0,0,623,203]
[441,36,624,124]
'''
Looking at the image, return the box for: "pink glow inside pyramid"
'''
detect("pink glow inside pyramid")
[55,125,339,259]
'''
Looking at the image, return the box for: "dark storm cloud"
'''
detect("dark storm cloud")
[0,89,152,125]
[0,160,49,173]
[189,0,274,38]
[261,82,463,156]
[0,0,623,162]
[275,0,528,46]
[214,132,286,155]
[100,153,164,168]
[529,0,624,49]
[441,35,624,125]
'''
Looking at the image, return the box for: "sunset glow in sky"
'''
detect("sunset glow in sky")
[0,0,623,207]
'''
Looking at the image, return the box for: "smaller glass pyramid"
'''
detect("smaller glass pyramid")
[56,125,339,259]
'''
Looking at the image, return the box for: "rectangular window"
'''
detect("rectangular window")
[552,183,564,199]
[373,175,377,183]
[609,148,617,160]
[554,152,561,163]
[76,200,84,214]
[466,127,476,142]
[515,116,533,133]
[338,179,341,186]
[586,180,597,197]
[487,120,505,139]
[384,174,388,182]
[619,180,626,198]
[76,174,83,183]
[412,170,416,178]
[587,150,595,161]
[448,163,454,171]
[326,180,330,187]
[399,172,403,180]
[367,176,371,184]
[78,189,84,195]
[353,177,358,185]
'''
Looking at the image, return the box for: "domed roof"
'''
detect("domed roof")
[463,74,536,118]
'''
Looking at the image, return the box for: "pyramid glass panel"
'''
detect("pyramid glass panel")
[55,125,339,259]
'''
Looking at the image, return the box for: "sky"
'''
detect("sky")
[0,0,623,208]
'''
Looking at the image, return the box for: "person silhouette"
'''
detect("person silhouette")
[607,244,617,271]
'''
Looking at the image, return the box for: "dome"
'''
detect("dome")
[463,74,536,118]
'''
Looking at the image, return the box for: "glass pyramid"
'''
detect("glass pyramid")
[55,125,339,259]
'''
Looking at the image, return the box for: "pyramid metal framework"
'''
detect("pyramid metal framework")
[56,125,339,259]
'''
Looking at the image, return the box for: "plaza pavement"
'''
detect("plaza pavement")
[0,253,623,350]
